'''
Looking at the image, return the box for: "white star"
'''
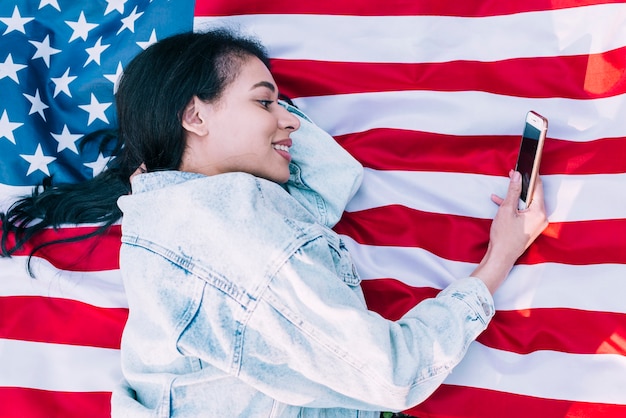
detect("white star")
[51,68,77,98]
[51,124,82,153]
[84,153,110,176]
[117,6,143,35]
[78,93,112,125]
[65,11,98,42]
[29,35,62,68]
[104,0,128,15]
[20,144,57,176]
[38,0,61,11]
[84,37,110,67]
[0,110,24,144]
[0,6,34,35]
[0,54,27,83]
[23,89,49,121]
[137,29,158,50]
[104,61,124,92]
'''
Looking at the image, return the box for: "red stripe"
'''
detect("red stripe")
[336,129,626,176]
[361,278,441,321]
[481,308,626,356]
[335,206,626,265]
[4,224,121,272]
[406,384,626,418]
[0,296,127,349]
[0,387,111,418]
[272,47,626,100]
[195,0,623,17]
[361,279,626,356]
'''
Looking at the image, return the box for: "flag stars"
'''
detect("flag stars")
[23,89,49,121]
[20,144,57,176]
[85,37,110,67]
[117,6,144,35]
[1,2,192,188]
[0,110,24,144]
[0,54,27,84]
[79,93,112,125]
[0,6,34,35]
[105,0,128,15]
[104,62,124,92]
[66,11,98,42]
[84,153,110,176]
[51,68,77,98]
[38,0,61,12]
[29,35,62,68]
[137,29,158,50]
[51,125,82,153]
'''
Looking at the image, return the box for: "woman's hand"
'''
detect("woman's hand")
[472,170,549,294]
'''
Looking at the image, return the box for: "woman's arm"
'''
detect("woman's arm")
[228,172,547,410]
[282,103,364,228]
[471,170,549,294]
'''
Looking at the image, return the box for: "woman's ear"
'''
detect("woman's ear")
[181,96,209,137]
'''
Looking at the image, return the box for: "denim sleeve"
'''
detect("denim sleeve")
[234,239,495,412]
[282,103,364,228]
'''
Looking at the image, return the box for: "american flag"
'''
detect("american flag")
[1,1,626,417]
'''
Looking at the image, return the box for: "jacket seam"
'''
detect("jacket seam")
[121,234,253,308]
[231,228,325,377]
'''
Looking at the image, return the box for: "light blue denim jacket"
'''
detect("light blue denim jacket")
[111,104,495,417]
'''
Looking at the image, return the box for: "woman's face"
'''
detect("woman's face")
[180,56,301,184]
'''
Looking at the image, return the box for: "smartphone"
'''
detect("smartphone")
[514,110,548,210]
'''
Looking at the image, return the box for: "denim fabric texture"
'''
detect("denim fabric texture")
[111,104,495,417]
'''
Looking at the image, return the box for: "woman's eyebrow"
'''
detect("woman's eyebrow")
[250,81,276,92]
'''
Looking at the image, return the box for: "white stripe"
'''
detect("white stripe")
[448,342,626,404]
[346,169,626,223]
[0,256,127,309]
[341,236,626,313]
[496,262,626,313]
[0,184,32,212]
[292,90,626,141]
[193,4,626,62]
[0,339,121,392]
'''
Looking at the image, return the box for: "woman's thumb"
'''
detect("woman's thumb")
[504,170,522,208]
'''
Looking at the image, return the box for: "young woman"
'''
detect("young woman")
[1,30,548,417]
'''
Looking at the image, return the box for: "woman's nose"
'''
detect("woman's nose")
[278,106,301,132]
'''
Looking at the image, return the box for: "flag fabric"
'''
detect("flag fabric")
[2,1,626,417]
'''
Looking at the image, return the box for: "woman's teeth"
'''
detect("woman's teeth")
[273,144,290,152]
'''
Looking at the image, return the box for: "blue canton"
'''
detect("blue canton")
[0,0,194,186]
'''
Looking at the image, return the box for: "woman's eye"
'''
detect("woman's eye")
[258,100,273,109]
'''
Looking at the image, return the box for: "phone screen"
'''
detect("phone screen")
[517,123,541,202]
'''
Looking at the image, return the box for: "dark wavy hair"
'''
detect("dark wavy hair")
[0,28,270,267]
